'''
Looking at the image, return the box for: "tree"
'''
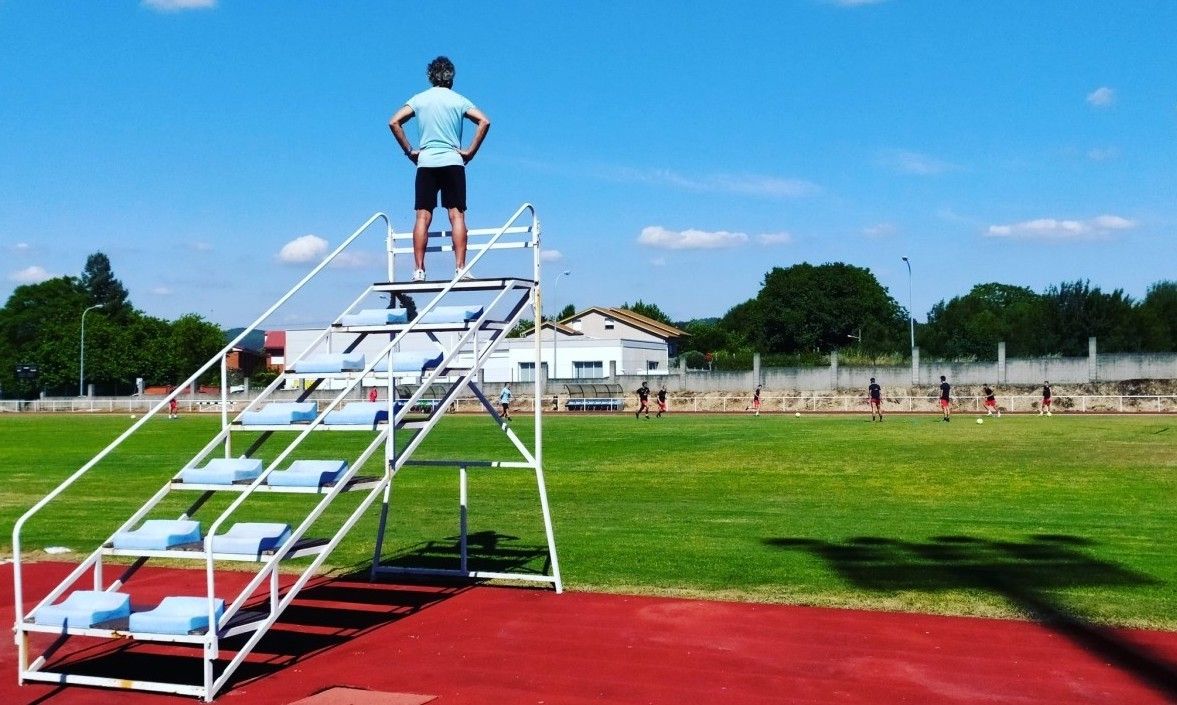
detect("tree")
[620,300,673,326]
[0,277,90,396]
[751,263,906,354]
[80,252,132,321]
[1136,281,1176,352]
[920,283,1046,358]
[555,303,576,321]
[1042,280,1139,355]
[165,314,228,385]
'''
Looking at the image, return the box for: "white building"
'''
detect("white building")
[280,307,688,386]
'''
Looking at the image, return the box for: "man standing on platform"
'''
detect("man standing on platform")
[390,56,491,282]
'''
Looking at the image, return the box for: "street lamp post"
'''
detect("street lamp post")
[79,303,106,397]
[901,257,915,383]
[550,270,571,380]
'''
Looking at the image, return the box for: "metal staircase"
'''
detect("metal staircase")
[11,204,560,700]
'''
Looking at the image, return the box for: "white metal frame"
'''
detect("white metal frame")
[11,204,561,701]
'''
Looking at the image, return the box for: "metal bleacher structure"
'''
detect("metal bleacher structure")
[11,204,562,701]
[563,382,625,411]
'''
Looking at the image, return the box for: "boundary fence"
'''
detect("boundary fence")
[2,394,1175,415]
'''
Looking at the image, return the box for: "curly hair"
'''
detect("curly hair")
[427,56,455,88]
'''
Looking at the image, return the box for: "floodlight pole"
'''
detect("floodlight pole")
[550,270,571,381]
[79,303,106,397]
[901,257,915,383]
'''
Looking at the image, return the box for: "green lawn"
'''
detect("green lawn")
[1,411,1173,629]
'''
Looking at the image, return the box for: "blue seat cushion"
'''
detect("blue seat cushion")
[323,401,404,425]
[292,352,365,373]
[211,522,291,556]
[240,402,318,426]
[418,305,484,324]
[128,596,224,635]
[35,590,131,628]
[372,351,444,373]
[267,459,349,487]
[339,308,409,327]
[112,519,201,550]
[181,458,263,484]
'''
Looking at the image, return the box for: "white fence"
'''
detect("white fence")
[1,394,1175,415]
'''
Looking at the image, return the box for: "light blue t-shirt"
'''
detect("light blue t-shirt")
[405,86,476,168]
[500,387,512,404]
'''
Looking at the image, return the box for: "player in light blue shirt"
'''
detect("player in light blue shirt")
[499,384,513,421]
[390,56,491,283]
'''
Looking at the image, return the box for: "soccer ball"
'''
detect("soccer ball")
[976,418,983,424]
[795,412,801,417]
[130,414,136,419]
[1046,411,1052,416]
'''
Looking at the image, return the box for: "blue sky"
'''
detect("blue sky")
[1,0,1174,329]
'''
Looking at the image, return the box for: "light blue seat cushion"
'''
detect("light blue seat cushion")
[240,402,318,426]
[211,522,291,556]
[372,351,444,373]
[35,590,131,628]
[181,458,263,484]
[418,305,483,324]
[267,459,349,487]
[112,519,201,550]
[339,308,409,327]
[128,596,224,635]
[292,352,365,373]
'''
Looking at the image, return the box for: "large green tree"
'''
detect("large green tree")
[920,283,1047,358]
[80,252,132,322]
[620,300,674,326]
[750,263,906,354]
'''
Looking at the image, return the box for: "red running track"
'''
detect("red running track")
[3,562,1175,705]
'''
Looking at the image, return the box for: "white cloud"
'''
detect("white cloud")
[10,242,31,252]
[650,257,667,267]
[878,149,958,175]
[142,0,217,11]
[1086,147,1120,161]
[829,0,888,5]
[1091,214,1136,230]
[638,226,749,250]
[151,286,174,296]
[1086,86,1115,108]
[277,235,328,264]
[862,223,897,238]
[187,241,214,252]
[986,214,1137,240]
[757,232,794,246]
[540,249,564,262]
[9,265,53,283]
[615,167,819,199]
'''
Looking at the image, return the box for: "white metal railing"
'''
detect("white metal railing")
[6,393,1176,415]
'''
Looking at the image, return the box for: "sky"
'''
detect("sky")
[1,0,1175,330]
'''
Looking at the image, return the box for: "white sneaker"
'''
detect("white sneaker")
[411,269,426,282]
[455,268,473,281]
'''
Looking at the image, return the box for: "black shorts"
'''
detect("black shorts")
[414,165,467,211]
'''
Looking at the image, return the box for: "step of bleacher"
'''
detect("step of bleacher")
[169,475,383,494]
[26,590,267,641]
[372,276,533,294]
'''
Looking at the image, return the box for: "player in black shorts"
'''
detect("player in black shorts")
[868,377,882,421]
[1040,381,1052,416]
[656,387,667,418]
[635,382,650,419]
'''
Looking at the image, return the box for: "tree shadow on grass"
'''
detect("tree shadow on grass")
[764,534,1177,700]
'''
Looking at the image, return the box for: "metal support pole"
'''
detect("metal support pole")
[79,303,105,396]
[459,466,468,573]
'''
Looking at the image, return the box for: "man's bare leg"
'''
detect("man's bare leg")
[413,209,433,271]
[448,207,468,270]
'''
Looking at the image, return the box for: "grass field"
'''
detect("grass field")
[1,411,1173,629]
